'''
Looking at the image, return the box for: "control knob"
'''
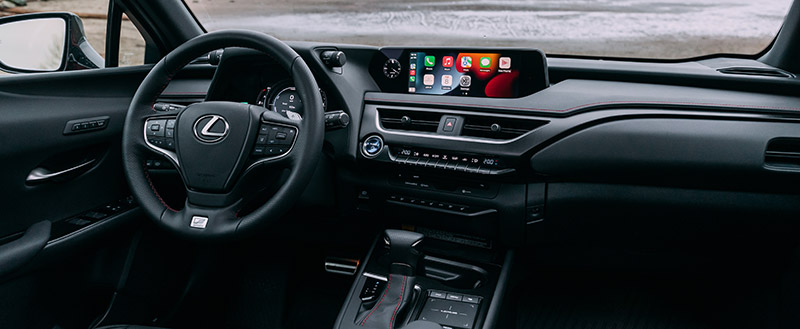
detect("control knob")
[321,50,346,67]
[361,135,384,158]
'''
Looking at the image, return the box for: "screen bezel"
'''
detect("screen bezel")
[370,47,548,98]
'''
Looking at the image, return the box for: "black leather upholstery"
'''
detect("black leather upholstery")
[356,273,417,329]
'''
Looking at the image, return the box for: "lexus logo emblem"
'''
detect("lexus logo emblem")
[193,115,229,143]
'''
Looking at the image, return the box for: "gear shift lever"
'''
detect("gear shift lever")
[385,229,424,276]
[357,229,425,329]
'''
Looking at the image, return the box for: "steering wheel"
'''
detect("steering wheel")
[122,30,324,240]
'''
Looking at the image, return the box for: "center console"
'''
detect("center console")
[333,229,511,329]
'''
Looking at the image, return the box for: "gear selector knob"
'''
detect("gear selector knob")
[384,229,424,276]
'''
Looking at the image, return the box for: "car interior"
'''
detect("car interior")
[1,0,800,329]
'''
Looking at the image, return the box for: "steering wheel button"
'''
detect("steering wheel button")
[259,125,270,134]
[146,120,167,136]
[165,128,174,138]
[165,139,175,150]
[253,146,265,155]
[276,132,288,140]
[166,119,176,129]
[257,135,268,144]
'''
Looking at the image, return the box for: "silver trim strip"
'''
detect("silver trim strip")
[363,272,388,282]
[324,258,359,276]
[143,117,180,168]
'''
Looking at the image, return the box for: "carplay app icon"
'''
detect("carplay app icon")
[499,57,511,69]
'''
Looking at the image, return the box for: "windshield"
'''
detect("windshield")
[185,0,793,59]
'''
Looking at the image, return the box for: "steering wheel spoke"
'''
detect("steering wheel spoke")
[160,199,244,238]
[247,117,300,170]
[143,115,180,168]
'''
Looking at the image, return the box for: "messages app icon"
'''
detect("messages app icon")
[424,56,435,67]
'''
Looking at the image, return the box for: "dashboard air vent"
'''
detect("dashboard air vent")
[378,108,441,133]
[717,67,795,78]
[462,116,547,139]
[765,138,800,170]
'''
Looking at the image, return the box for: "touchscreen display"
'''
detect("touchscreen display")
[408,51,518,97]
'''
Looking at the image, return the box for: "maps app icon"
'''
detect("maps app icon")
[461,56,472,68]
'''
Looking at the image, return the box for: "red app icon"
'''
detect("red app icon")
[410,69,416,76]
[442,56,453,68]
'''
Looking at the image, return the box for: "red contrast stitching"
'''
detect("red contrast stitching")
[363,97,800,113]
[361,274,391,326]
[144,166,177,212]
[389,275,406,328]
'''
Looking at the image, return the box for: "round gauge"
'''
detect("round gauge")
[272,86,302,118]
[258,81,328,119]
[383,58,401,79]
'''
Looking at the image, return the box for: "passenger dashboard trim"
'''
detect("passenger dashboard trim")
[364,79,800,118]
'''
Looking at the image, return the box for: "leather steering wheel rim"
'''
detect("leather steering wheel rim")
[122,30,324,240]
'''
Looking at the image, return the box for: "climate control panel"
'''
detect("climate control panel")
[390,146,513,175]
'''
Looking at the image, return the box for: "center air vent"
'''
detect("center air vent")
[764,138,800,171]
[379,108,441,133]
[462,116,547,139]
[378,108,547,140]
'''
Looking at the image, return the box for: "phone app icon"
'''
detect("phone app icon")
[442,56,453,67]
[499,57,511,69]
[480,57,491,68]
[461,56,472,68]
[409,76,416,82]
[441,75,452,87]
[459,75,471,87]
[424,56,435,67]
[423,74,434,85]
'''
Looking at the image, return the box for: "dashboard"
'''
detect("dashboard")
[164,44,800,248]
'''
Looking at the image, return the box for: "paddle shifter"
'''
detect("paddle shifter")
[356,230,425,329]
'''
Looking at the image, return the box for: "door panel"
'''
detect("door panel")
[0,67,151,238]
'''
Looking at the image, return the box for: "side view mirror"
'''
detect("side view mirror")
[0,12,104,74]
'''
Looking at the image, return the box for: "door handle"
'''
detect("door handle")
[26,159,96,185]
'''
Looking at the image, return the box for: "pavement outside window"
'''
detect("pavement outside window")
[186,0,794,59]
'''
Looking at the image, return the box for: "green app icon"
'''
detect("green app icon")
[409,76,416,82]
[479,57,491,68]
[424,56,435,67]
